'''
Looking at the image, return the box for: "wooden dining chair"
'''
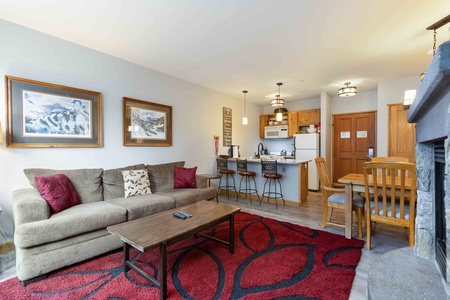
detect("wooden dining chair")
[362,161,417,250]
[315,157,364,237]
[371,157,412,177]
[371,157,409,162]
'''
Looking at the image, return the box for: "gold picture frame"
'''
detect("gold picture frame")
[123,97,172,147]
[5,76,102,148]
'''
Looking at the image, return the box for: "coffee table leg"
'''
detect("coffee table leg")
[124,243,130,272]
[160,242,167,300]
[229,214,235,254]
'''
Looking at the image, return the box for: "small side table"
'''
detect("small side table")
[198,174,223,202]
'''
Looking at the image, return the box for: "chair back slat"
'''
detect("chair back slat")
[237,159,248,172]
[363,162,416,220]
[217,158,229,171]
[314,157,333,199]
[261,160,278,175]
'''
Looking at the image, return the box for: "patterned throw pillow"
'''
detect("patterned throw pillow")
[122,170,152,198]
[35,174,81,214]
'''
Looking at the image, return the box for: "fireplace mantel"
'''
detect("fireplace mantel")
[408,40,450,143]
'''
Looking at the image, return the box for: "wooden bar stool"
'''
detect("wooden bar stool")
[236,159,259,203]
[216,157,238,201]
[261,160,285,209]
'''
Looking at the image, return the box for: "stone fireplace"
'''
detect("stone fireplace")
[408,40,450,297]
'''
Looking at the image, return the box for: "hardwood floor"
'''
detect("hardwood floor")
[0,192,411,299]
[218,191,411,300]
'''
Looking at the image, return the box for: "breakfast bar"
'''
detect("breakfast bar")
[225,158,310,205]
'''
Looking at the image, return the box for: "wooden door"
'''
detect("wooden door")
[388,104,416,163]
[333,111,376,182]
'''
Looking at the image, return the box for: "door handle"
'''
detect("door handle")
[367,147,374,159]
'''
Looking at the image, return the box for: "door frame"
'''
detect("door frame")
[331,110,377,182]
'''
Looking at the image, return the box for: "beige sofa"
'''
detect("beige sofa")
[12,161,216,284]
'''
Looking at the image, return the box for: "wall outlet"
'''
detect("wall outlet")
[282,167,286,173]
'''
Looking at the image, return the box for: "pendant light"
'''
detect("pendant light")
[274,107,288,121]
[270,83,284,106]
[338,82,357,97]
[242,90,248,125]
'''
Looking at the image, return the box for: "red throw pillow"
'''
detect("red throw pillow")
[174,166,197,189]
[35,174,81,214]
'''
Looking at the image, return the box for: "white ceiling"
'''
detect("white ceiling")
[1,0,449,105]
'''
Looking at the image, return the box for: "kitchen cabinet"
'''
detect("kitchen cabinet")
[259,113,289,138]
[298,109,320,126]
[259,109,320,138]
[288,112,298,137]
[259,115,268,138]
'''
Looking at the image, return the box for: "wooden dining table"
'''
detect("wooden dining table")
[338,173,415,239]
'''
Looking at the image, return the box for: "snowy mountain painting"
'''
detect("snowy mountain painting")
[22,90,91,138]
[131,107,166,139]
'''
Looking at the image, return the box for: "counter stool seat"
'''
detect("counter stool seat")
[261,160,285,209]
[216,158,238,201]
[238,171,256,177]
[263,173,282,179]
[237,159,259,203]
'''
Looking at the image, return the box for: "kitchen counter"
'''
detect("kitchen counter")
[224,158,310,204]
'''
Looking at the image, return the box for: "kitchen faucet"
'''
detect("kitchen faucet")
[257,143,264,158]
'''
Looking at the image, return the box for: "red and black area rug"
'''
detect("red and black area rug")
[1,212,364,299]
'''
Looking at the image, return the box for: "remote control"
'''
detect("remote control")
[173,212,187,219]
[178,211,191,218]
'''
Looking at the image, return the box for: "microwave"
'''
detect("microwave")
[264,125,289,139]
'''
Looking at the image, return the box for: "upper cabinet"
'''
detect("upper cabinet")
[298,109,320,126]
[259,109,320,138]
[288,111,298,137]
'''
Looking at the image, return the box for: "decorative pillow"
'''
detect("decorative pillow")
[122,170,152,198]
[174,166,197,189]
[34,174,81,214]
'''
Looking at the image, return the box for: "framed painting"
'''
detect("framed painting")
[5,76,102,148]
[123,97,172,147]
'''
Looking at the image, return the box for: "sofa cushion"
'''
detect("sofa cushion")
[14,201,127,248]
[106,194,175,220]
[24,168,103,204]
[155,187,217,207]
[174,166,197,189]
[122,169,152,198]
[102,164,146,200]
[146,161,185,192]
[35,174,81,214]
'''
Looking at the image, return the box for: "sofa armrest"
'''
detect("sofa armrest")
[195,175,207,188]
[12,188,50,227]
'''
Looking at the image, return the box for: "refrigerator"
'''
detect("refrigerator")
[294,133,320,191]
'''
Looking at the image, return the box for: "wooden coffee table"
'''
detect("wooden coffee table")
[107,200,241,300]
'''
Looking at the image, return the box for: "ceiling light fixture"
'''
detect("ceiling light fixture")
[338,82,357,97]
[274,107,288,122]
[270,82,285,107]
[242,90,248,125]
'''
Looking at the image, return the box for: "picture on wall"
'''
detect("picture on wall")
[123,97,172,146]
[22,91,92,138]
[5,76,102,148]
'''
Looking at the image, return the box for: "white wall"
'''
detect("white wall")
[0,20,262,237]
[377,76,421,156]
[330,89,378,115]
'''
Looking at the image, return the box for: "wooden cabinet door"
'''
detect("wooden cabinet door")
[298,109,320,126]
[259,115,267,138]
[332,111,377,182]
[288,112,298,136]
[388,104,416,163]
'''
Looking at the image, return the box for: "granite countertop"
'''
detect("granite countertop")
[227,157,311,165]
